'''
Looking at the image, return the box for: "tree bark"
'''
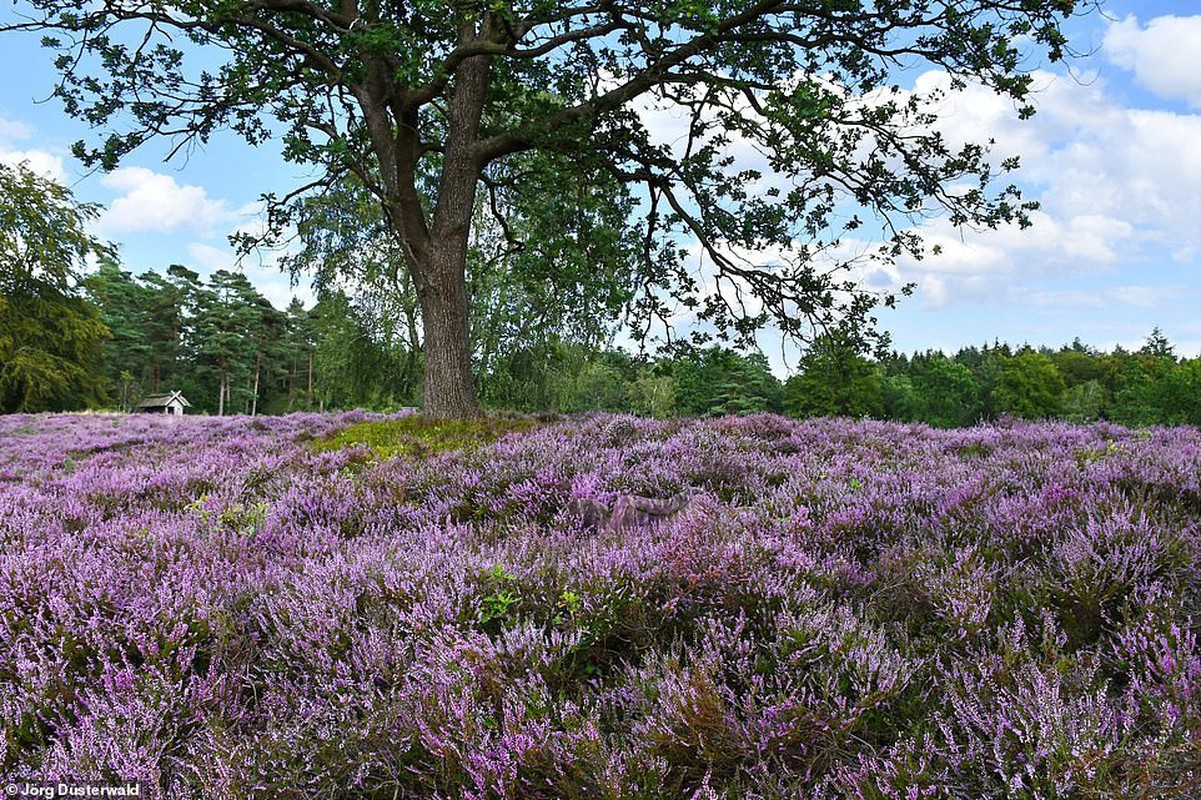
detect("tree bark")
[251,351,261,417]
[417,249,478,418]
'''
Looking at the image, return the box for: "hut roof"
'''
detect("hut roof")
[133,391,191,409]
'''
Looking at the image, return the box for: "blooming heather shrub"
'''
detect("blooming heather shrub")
[936,613,1136,796]
[2,412,1201,796]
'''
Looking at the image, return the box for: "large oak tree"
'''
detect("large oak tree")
[6,0,1094,417]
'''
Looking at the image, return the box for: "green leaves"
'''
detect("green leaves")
[0,163,113,412]
[478,563,521,630]
[991,350,1067,420]
[784,333,884,420]
[0,162,111,294]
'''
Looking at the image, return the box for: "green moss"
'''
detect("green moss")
[314,414,539,460]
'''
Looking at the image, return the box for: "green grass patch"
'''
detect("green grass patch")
[315,414,539,460]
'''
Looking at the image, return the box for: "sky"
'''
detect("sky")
[1,1,1199,362]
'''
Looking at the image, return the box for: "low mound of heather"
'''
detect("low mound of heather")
[2,412,1199,797]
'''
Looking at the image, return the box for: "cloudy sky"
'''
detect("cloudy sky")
[1,1,1198,359]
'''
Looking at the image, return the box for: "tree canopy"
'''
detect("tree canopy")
[0,162,112,413]
[6,0,1096,417]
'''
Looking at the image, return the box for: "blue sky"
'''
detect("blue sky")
[1,2,1199,362]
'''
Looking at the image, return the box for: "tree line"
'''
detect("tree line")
[4,159,1195,427]
[790,329,1201,428]
[472,329,1201,428]
[51,251,1201,430]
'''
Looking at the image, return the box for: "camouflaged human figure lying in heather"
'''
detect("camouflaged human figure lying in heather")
[567,490,696,533]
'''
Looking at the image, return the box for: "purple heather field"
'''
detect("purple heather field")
[1,411,1200,798]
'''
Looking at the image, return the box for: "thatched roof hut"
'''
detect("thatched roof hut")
[133,391,191,415]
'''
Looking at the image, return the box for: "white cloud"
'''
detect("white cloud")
[174,195,311,311]
[241,268,314,312]
[0,148,68,183]
[880,68,1200,312]
[633,67,1187,311]
[99,166,233,234]
[1017,285,1180,310]
[910,69,1124,184]
[185,241,234,274]
[0,114,67,183]
[0,117,33,144]
[1104,15,1201,108]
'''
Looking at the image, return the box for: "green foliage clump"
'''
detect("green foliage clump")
[910,353,980,427]
[666,344,783,416]
[784,332,882,419]
[315,414,538,460]
[992,350,1065,420]
[0,162,112,413]
[477,563,521,632]
[627,368,677,419]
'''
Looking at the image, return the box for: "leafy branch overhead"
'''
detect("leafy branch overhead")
[6,0,1095,416]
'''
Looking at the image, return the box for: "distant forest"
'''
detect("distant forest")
[21,260,1201,428]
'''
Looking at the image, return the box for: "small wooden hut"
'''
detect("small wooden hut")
[133,391,191,416]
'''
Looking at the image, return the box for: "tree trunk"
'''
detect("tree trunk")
[418,250,478,419]
[251,351,261,417]
[358,20,493,419]
[218,372,226,416]
[411,34,494,420]
[307,349,313,408]
[401,286,422,400]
